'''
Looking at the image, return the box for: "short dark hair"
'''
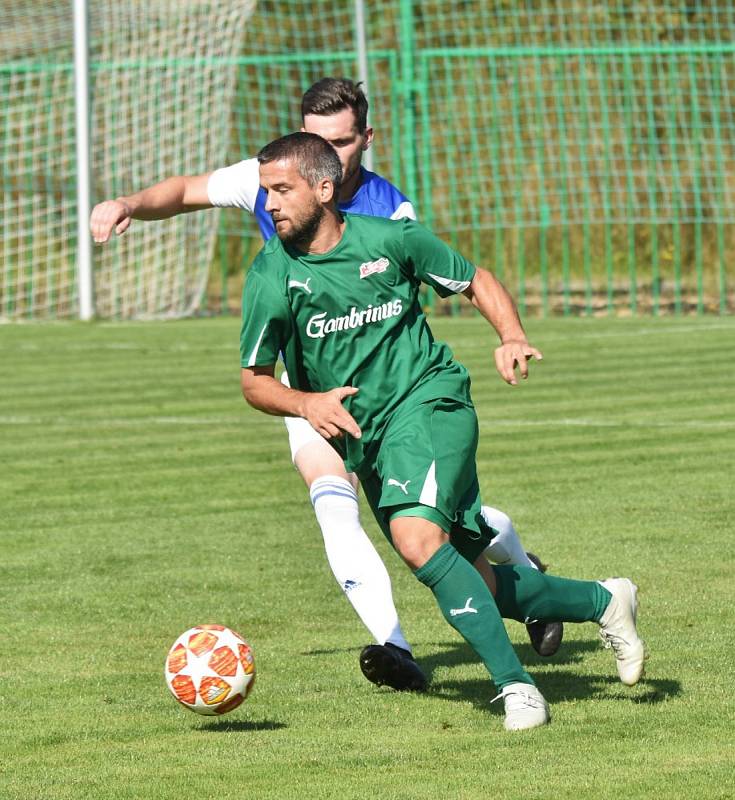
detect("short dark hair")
[257,132,342,195]
[301,77,369,134]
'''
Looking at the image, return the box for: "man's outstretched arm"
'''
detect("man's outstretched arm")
[241,366,361,441]
[462,266,543,385]
[91,158,262,243]
[90,173,213,243]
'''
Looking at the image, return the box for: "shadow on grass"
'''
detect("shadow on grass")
[441,636,600,666]
[300,646,363,656]
[199,719,287,733]
[419,639,680,712]
[430,673,680,717]
[302,637,602,666]
[300,639,681,711]
[413,637,603,683]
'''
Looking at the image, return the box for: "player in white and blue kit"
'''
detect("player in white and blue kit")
[89,78,562,691]
[207,155,415,242]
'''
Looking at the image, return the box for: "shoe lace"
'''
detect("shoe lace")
[490,686,543,710]
[599,628,631,658]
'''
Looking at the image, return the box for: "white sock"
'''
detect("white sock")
[481,505,538,570]
[309,476,412,652]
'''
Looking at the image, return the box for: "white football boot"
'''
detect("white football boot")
[492,682,550,731]
[598,578,646,685]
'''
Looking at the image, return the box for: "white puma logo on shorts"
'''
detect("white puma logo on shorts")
[387,478,411,495]
[288,277,312,294]
[450,597,478,617]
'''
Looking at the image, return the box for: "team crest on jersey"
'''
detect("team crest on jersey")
[359,257,390,279]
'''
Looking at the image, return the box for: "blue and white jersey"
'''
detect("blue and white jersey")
[207,157,415,240]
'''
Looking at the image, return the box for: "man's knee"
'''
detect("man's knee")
[294,439,357,489]
[389,516,448,570]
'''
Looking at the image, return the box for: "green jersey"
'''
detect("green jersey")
[239,213,476,473]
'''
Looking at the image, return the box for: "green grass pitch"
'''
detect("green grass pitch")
[1,315,734,800]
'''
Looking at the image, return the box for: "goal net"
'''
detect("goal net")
[0,0,254,320]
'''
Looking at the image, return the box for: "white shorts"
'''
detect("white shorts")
[280,370,325,462]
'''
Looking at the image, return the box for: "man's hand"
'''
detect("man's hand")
[90,199,133,243]
[301,387,362,440]
[90,174,213,243]
[494,339,543,385]
[240,368,360,439]
[463,268,542,385]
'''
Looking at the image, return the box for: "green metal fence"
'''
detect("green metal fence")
[213,1,735,317]
[413,44,735,316]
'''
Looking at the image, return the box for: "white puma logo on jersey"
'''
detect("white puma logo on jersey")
[288,277,312,294]
[449,597,478,617]
[387,478,411,495]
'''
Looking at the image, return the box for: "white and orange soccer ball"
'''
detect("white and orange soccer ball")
[164,624,256,715]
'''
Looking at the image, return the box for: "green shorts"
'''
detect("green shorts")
[358,396,494,563]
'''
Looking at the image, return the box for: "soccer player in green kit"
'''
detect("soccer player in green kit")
[240,132,646,731]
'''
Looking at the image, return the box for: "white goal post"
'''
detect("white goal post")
[1,0,255,320]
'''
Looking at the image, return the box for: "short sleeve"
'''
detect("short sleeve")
[402,220,476,297]
[240,269,290,367]
[390,201,417,221]
[207,158,260,211]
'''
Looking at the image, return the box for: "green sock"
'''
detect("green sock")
[415,543,534,690]
[492,565,612,623]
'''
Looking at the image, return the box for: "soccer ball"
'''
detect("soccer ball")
[164,624,256,715]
